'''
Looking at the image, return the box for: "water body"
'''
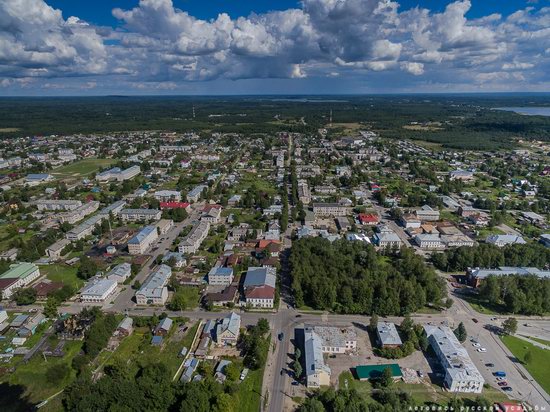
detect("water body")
[494,107,550,117]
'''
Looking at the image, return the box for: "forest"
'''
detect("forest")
[289,238,446,315]
[431,243,550,272]
[1,94,550,150]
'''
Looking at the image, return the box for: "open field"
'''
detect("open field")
[0,127,21,132]
[51,158,116,179]
[501,335,550,395]
[40,264,84,291]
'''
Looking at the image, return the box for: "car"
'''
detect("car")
[470,338,478,343]
[497,381,508,387]
[477,347,487,352]
[280,369,284,376]
[278,332,284,341]
[417,371,425,378]
[502,387,513,392]
[496,377,505,381]
[485,363,495,367]
[490,317,497,321]
[472,318,479,323]
[493,371,507,377]
[291,381,299,386]
[524,323,533,327]
[472,342,481,347]
[295,314,302,318]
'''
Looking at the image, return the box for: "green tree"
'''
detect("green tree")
[454,322,467,343]
[44,296,59,318]
[380,367,394,388]
[502,317,518,335]
[224,362,240,382]
[77,256,99,280]
[13,287,37,305]
[369,314,379,332]
[167,291,187,311]
[293,360,303,379]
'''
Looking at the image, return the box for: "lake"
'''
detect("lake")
[494,107,550,117]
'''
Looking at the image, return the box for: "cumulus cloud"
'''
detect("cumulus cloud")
[0,0,549,91]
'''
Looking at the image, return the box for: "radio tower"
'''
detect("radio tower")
[192,105,196,119]
[329,109,333,126]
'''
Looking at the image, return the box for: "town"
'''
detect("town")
[0,98,549,412]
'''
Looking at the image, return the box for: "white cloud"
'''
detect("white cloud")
[401,62,424,75]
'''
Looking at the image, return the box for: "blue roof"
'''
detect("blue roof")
[243,267,276,288]
[128,225,156,245]
[151,336,163,345]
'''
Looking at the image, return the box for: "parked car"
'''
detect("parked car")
[472,342,481,347]
[485,363,495,367]
[291,381,299,386]
[278,332,284,341]
[502,387,513,392]
[472,318,479,323]
[477,347,487,352]
[493,371,507,377]
[498,382,508,387]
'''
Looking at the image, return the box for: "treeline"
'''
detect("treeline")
[431,243,550,272]
[290,238,446,315]
[479,275,550,315]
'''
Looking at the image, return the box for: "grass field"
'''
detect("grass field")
[51,158,116,179]
[501,335,550,395]
[523,336,550,347]
[40,264,84,290]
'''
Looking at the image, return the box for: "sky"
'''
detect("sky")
[0,0,549,95]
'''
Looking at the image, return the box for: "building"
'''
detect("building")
[208,267,234,286]
[414,234,445,249]
[156,219,174,235]
[0,248,18,262]
[18,313,46,337]
[25,174,54,184]
[204,285,238,307]
[120,208,162,222]
[243,266,276,308]
[307,325,357,353]
[201,205,222,224]
[154,317,173,336]
[80,277,118,303]
[66,215,104,241]
[486,234,526,247]
[415,205,440,222]
[372,226,401,248]
[540,234,550,248]
[97,200,126,217]
[34,199,82,211]
[187,185,207,202]
[335,216,351,231]
[303,327,331,388]
[468,266,550,288]
[215,312,241,346]
[128,225,159,255]
[135,264,171,305]
[162,251,186,268]
[154,190,182,202]
[399,214,421,229]
[46,238,71,260]
[106,263,132,284]
[58,201,100,224]
[424,325,484,393]
[357,213,379,226]
[181,358,200,383]
[96,165,140,182]
[376,322,402,348]
[178,221,210,254]
[160,201,191,212]
[0,263,40,299]
[298,181,311,205]
[313,203,349,217]
[450,170,475,181]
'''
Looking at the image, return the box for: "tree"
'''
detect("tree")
[293,360,303,379]
[45,363,70,386]
[369,314,379,332]
[167,291,187,311]
[13,287,37,305]
[524,350,533,365]
[380,367,394,388]
[224,362,240,382]
[44,296,59,319]
[454,322,467,343]
[502,317,518,335]
[77,256,99,280]
[256,318,270,335]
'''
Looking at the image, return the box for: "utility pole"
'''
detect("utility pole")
[192,105,196,119]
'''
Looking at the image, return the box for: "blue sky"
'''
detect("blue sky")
[1,0,549,95]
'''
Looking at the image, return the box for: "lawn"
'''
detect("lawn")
[523,336,550,347]
[501,335,550,395]
[51,158,116,179]
[40,264,84,290]
[460,293,503,315]
[0,340,83,405]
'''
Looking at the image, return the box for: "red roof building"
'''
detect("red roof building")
[358,213,379,225]
[160,202,190,211]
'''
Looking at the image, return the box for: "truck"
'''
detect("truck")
[493,371,506,377]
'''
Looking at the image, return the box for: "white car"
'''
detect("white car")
[472,343,481,347]
[477,347,487,352]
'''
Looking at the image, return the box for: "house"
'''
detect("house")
[128,225,159,255]
[335,216,351,231]
[187,185,207,203]
[214,360,232,383]
[372,226,401,248]
[46,238,71,260]
[399,214,421,229]
[135,264,171,305]
[154,317,173,336]
[32,281,63,299]
[243,266,277,308]
[376,322,402,348]
[303,327,331,388]
[181,358,200,382]
[117,317,133,336]
[0,309,7,324]
[346,233,371,243]
[306,325,357,353]
[10,314,29,329]
[486,234,526,247]
[17,313,46,337]
[80,277,118,303]
[450,170,475,181]
[215,312,241,346]
[204,285,238,307]
[424,325,484,393]
[208,267,234,286]
[0,248,18,262]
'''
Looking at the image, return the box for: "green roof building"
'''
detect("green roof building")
[0,262,40,280]
[355,364,402,380]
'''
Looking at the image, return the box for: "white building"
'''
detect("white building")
[128,225,159,255]
[486,234,526,247]
[46,238,71,260]
[58,201,100,224]
[312,203,349,217]
[96,165,140,182]
[178,221,210,254]
[424,325,484,394]
[187,185,207,202]
[376,322,402,348]
[303,326,331,388]
[415,205,440,222]
[120,208,162,222]
[106,263,132,284]
[135,265,171,305]
[34,199,82,211]
[154,190,182,202]
[80,278,118,303]
[308,325,357,354]
[208,267,234,286]
[66,215,104,241]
